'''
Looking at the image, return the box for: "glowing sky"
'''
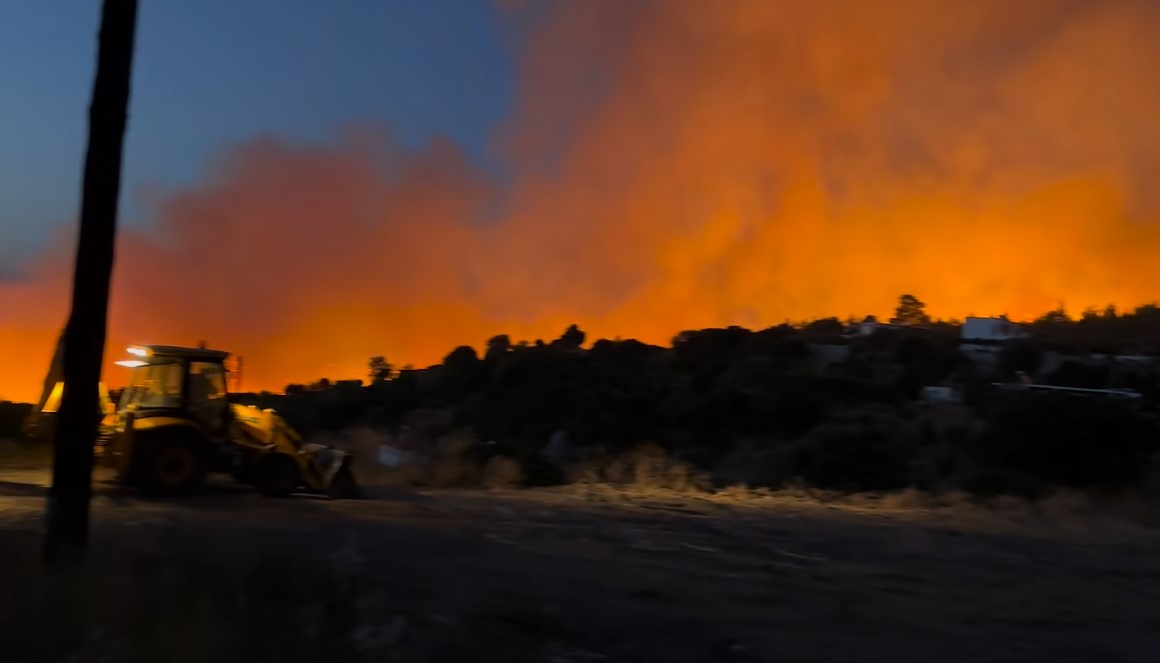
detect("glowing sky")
[1,0,1158,401]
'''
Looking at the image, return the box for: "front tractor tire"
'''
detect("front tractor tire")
[255,452,301,498]
[135,430,208,497]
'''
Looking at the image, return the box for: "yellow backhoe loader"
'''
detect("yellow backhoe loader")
[24,337,361,499]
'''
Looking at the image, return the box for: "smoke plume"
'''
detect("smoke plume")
[2,0,1158,400]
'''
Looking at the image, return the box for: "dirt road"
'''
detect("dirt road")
[2,466,1160,662]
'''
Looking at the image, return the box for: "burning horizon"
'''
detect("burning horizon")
[2,0,1159,402]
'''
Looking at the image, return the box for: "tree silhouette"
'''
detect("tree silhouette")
[444,345,481,371]
[442,345,483,400]
[44,0,139,567]
[368,356,393,382]
[556,324,586,350]
[893,294,931,326]
[485,334,512,362]
[801,317,845,339]
[1035,306,1070,325]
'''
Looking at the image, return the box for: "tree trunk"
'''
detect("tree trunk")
[43,0,139,568]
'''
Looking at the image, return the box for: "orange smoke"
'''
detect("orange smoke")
[2,0,1159,401]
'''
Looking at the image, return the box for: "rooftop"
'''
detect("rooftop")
[128,344,231,362]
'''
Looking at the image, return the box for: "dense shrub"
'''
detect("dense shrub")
[197,309,1160,498]
[997,338,1043,378]
[1044,360,1111,389]
[0,401,32,439]
[770,408,916,491]
[960,468,1054,501]
[974,393,1160,490]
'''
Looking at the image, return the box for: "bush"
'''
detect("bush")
[0,401,32,439]
[424,431,484,488]
[960,467,1054,501]
[975,393,1160,490]
[482,455,526,490]
[770,408,916,491]
[567,443,711,492]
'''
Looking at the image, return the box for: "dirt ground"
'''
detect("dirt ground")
[2,465,1160,662]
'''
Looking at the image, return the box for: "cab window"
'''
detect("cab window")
[124,361,184,409]
[189,361,227,402]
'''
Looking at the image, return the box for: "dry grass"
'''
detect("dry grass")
[321,426,1160,530]
[481,456,526,490]
[685,482,1160,532]
[555,447,1160,532]
[565,443,712,493]
[322,427,527,490]
[1,454,1158,662]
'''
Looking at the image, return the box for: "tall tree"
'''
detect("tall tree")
[43,0,139,567]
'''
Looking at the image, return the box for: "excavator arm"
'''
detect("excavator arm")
[22,330,116,442]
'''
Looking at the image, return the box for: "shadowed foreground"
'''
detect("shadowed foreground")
[1,466,1159,662]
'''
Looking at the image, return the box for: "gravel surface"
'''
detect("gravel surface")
[2,466,1159,662]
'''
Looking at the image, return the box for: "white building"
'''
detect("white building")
[961,316,1027,343]
[921,385,962,404]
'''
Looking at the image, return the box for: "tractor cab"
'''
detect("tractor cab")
[97,344,241,493]
[113,344,233,438]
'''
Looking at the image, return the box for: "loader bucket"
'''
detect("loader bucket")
[302,443,363,499]
[328,455,363,500]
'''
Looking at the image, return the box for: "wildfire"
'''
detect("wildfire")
[1,0,1158,402]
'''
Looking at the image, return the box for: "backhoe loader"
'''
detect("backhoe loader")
[23,336,361,499]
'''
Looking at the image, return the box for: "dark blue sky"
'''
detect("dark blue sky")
[0,0,515,273]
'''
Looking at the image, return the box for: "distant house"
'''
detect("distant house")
[921,385,962,405]
[845,315,898,337]
[1090,354,1153,366]
[808,343,851,367]
[1039,351,1158,380]
[992,382,1143,401]
[961,316,1026,343]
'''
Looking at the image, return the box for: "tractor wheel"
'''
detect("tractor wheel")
[137,431,207,497]
[255,453,300,498]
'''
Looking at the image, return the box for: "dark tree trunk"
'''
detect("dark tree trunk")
[43,0,139,568]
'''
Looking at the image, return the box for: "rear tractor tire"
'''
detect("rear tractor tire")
[136,431,208,497]
[255,453,300,498]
